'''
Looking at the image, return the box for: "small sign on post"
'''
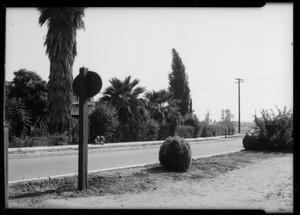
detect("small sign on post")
[73,67,102,191]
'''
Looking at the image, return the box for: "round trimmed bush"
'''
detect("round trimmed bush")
[242,132,259,150]
[159,136,192,172]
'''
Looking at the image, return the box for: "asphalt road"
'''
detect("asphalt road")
[8,137,244,182]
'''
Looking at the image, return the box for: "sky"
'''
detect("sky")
[5,4,293,122]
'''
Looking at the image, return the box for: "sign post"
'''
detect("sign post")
[78,67,88,191]
[73,67,102,191]
[3,126,9,208]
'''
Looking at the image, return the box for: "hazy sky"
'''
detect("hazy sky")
[5,4,293,122]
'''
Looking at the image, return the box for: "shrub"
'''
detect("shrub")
[242,132,259,150]
[9,136,34,148]
[5,98,32,139]
[88,102,119,143]
[136,119,160,141]
[212,123,228,136]
[200,122,228,137]
[31,118,49,137]
[159,136,192,172]
[183,113,201,137]
[175,125,194,138]
[200,123,211,137]
[9,134,70,148]
[158,123,176,140]
[243,106,293,152]
[48,133,70,146]
[69,118,79,145]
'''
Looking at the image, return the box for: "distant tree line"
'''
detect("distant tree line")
[5,8,236,147]
[5,48,235,147]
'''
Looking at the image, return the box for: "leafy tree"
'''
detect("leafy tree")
[144,89,181,124]
[200,111,212,137]
[37,7,85,134]
[204,110,212,125]
[101,76,147,141]
[220,109,235,134]
[88,101,119,143]
[168,48,191,116]
[144,89,182,139]
[221,109,234,122]
[7,69,48,127]
[183,113,201,137]
[5,98,32,139]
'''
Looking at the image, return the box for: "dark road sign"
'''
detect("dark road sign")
[73,71,102,98]
[73,67,102,191]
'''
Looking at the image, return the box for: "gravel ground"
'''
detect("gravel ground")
[8,151,293,213]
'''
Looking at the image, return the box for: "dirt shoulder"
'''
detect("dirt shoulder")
[8,151,293,213]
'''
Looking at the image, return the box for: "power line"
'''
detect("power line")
[243,77,292,80]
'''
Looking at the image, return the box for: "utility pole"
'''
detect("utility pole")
[235,78,244,133]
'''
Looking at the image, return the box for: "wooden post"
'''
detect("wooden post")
[2,126,9,208]
[78,67,89,191]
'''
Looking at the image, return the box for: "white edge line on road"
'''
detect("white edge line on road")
[8,149,243,185]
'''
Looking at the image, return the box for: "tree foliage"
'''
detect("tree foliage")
[144,89,181,125]
[5,98,32,138]
[37,7,85,134]
[159,136,192,172]
[220,109,235,134]
[101,76,147,141]
[254,106,293,151]
[6,69,48,127]
[145,89,182,139]
[183,113,201,137]
[88,101,119,143]
[168,48,191,116]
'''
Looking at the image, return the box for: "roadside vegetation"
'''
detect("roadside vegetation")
[4,8,241,148]
[243,106,293,152]
[5,49,236,148]
[159,136,192,172]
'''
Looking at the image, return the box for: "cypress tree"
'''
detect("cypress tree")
[168,48,191,116]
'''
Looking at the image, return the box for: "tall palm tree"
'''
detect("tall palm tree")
[144,89,181,125]
[101,76,147,141]
[37,7,85,134]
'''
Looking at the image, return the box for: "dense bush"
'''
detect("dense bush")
[200,123,227,137]
[183,113,201,137]
[159,136,192,172]
[175,125,194,138]
[5,98,32,139]
[88,102,119,143]
[6,69,48,129]
[9,134,71,148]
[219,121,235,135]
[243,106,293,152]
[136,119,160,141]
[242,131,259,150]
[212,123,228,136]
[69,118,79,145]
[30,118,49,137]
[158,123,176,140]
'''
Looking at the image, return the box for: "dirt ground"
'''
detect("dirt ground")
[8,151,293,213]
